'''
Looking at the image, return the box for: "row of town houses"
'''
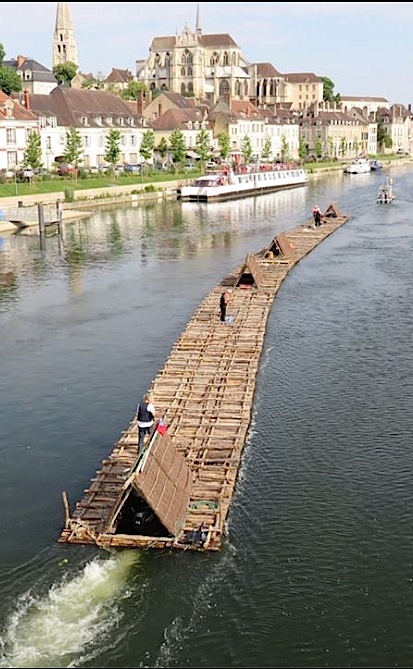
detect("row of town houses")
[0,2,412,173]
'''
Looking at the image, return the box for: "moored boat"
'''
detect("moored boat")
[344,157,371,174]
[369,159,383,171]
[377,177,395,204]
[177,164,308,202]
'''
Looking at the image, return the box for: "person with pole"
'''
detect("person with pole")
[136,393,156,455]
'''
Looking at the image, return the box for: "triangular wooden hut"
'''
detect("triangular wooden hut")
[323,203,341,218]
[233,253,263,289]
[264,232,294,259]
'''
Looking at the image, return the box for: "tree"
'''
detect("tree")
[195,129,212,164]
[298,137,308,162]
[22,131,43,172]
[121,81,148,101]
[322,76,340,104]
[169,129,186,167]
[139,129,155,163]
[218,132,230,162]
[157,137,169,165]
[104,128,122,171]
[63,127,83,168]
[52,62,78,86]
[241,135,253,164]
[327,136,334,159]
[314,137,323,159]
[0,42,22,95]
[281,135,290,162]
[82,73,105,90]
[261,135,272,161]
[377,121,393,152]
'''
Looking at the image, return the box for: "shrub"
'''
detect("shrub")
[64,187,75,202]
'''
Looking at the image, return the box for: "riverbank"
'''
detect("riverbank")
[0,157,409,235]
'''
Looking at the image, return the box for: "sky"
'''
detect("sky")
[1,2,413,105]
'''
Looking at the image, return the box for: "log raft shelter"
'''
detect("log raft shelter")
[58,204,349,552]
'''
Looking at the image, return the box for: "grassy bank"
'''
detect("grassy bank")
[0,154,407,200]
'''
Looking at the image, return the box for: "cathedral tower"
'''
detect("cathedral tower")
[52,2,78,68]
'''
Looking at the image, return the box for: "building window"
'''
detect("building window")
[7,151,17,169]
[6,128,16,144]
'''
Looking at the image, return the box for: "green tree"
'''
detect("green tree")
[0,43,22,94]
[314,137,323,159]
[22,131,43,172]
[327,136,334,158]
[82,73,105,90]
[169,129,186,167]
[157,137,169,165]
[281,135,290,162]
[139,129,155,163]
[104,128,122,171]
[121,81,147,101]
[322,76,341,104]
[63,127,83,168]
[339,136,347,157]
[241,135,253,164]
[53,62,78,86]
[195,129,212,165]
[261,135,272,161]
[377,121,392,152]
[298,137,308,161]
[218,132,230,162]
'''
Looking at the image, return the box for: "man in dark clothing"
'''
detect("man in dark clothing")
[313,205,322,227]
[220,289,232,322]
[136,394,155,455]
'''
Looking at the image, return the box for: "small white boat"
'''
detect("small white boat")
[377,178,395,204]
[177,164,308,202]
[344,158,371,174]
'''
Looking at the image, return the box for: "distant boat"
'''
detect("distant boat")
[369,159,383,171]
[344,158,371,174]
[377,177,395,204]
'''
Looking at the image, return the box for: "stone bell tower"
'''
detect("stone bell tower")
[52,2,79,68]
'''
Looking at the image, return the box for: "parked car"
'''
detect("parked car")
[57,164,78,176]
[124,163,141,173]
[0,168,15,180]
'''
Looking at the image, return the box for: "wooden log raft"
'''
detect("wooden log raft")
[57,204,350,552]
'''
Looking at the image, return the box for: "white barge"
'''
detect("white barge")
[177,165,308,202]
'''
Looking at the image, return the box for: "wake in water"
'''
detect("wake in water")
[0,550,139,668]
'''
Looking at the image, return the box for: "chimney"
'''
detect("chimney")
[24,90,30,110]
[16,55,26,68]
[136,89,143,116]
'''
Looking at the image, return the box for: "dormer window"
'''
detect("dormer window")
[118,117,124,126]
[95,116,102,126]
[81,116,88,126]
[106,117,113,125]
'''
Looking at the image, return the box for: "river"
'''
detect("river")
[0,165,412,668]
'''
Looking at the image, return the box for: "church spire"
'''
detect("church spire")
[196,3,202,35]
[52,2,78,68]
